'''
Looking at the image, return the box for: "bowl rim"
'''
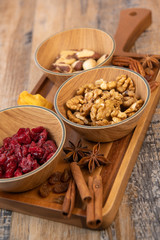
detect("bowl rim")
[54,66,150,129]
[34,27,116,76]
[0,105,66,182]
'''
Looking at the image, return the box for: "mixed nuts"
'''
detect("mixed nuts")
[50,49,108,73]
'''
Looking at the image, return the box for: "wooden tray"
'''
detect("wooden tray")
[0,8,160,229]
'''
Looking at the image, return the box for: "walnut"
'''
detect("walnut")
[66,95,84,110]
[125,99,144,115]
[123,97,137,107]
[80,102,93,116]
[116,75,135,93]
[101,91,111,99]
[76,83,96,95]
[109,89,123,103]
[95,79,116,90]
[112,117,122,123]
[92,119,109,126]
[65,75,144,126]
[74,112,89,125]
[67,110,84,125]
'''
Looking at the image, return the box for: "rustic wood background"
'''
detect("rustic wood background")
[0,0,160,239]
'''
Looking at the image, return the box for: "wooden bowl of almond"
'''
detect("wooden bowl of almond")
[35,28,115,85]
[54,66,150,142]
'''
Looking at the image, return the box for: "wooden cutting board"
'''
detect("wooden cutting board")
[0,8,160,229]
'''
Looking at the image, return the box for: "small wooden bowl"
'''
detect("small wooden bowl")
[35,28,115,86]
[54,66,150,142]
[0,106,66,192]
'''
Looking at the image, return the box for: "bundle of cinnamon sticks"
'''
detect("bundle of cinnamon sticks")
[62,162,103,229]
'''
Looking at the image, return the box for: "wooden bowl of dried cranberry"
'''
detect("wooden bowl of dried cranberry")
[0,105,66,192]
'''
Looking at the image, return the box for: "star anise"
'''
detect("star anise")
[78,143,109,173]
[63,139,90,162]
[140,55,159,69]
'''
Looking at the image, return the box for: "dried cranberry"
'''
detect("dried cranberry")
[39,129,48,141]
[31,126,44,134]
[19,154,33,173]
[14,144,22,161]
[28,145,44,159]
[30,126,45,142]
[5,160,17,178]
[5,155,17,167]
[16,128,31,144]
[5,149,14,157]
[14,168,22,177]
[9,138,19,150]
[0,147,5,154]
[37,138,46,147]
[43,140,57,153]
[0,153,7,165]
[0,126,57,178]
[32,160,40,170]
[3,137,12,149]
[21,145,28,157]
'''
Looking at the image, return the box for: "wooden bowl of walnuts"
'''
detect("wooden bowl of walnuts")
[35,28,115,86]
[54,66,150,142]
[0,106,66,192]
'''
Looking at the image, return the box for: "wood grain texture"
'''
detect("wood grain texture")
[0,0,160,240]
[35,27,115,84]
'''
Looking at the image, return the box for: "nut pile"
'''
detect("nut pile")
[50,49,108,73]
[66,75,144,126]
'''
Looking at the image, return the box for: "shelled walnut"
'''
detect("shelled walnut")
[66,75,144,126]
[50,49,108,73]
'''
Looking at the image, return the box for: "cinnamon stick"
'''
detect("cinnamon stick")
[70,162,91,203]
[62,178,76,218]
[86,176,95,225]
[86,175,103,229]
[93,175,103,227]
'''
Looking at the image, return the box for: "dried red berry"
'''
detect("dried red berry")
[0,126,57,178]
[14,168,22,177]
[19,154,33,173]
[0,154,7,165]
[17,128,32,144]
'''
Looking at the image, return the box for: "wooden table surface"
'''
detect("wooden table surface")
[0,0,160,239]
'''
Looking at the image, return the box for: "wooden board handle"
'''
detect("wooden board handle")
[114,8,152,57]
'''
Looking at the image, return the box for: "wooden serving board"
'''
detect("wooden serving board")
[0,8,160,229]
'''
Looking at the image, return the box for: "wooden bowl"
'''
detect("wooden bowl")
[35,28,115,86]
[54,66,150,142]
[0,106,66,192]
